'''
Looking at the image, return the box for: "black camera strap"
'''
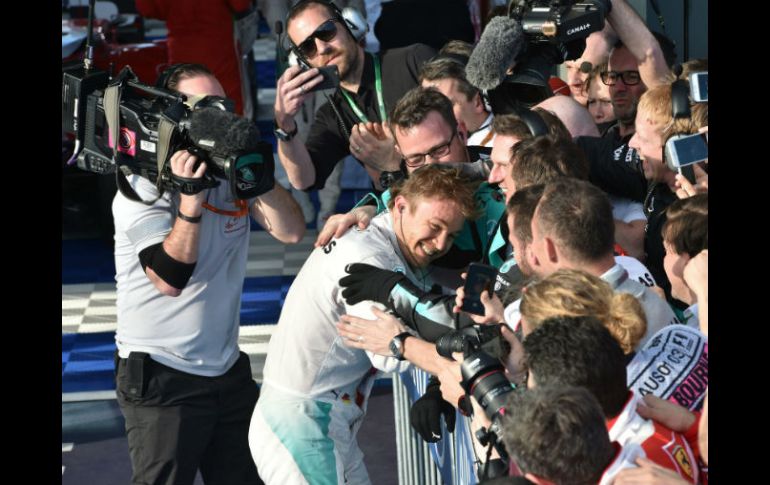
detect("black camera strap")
[104,75,166,205]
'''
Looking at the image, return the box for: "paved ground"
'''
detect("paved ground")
[62,388,398,484]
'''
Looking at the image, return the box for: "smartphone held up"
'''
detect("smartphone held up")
[461,263,499,316]
[300,64,340,92]
[665,132,708,184]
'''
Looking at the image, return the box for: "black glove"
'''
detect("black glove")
[409,376,456,443]
[339,263,407,306]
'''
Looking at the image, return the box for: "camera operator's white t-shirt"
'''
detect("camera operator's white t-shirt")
[113,175,252,376]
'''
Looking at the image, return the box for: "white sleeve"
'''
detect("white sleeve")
[367,351,412,374]
[615,255,657,288]
[343,299,412,373]
[113,176,174,255]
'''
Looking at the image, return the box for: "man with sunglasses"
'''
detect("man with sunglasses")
[274,0,435,192]
[112,64,306,485]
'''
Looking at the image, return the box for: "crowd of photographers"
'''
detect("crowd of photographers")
[96,0,708,483]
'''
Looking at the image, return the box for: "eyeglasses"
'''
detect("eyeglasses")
[403,131,457,168]
[296,19,338,59]
[600,70,641,86]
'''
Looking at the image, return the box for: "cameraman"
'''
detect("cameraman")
[112,63,305,485]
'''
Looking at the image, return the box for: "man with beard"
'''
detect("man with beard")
[573,0,676,216]
[601,29,676,146]
[273,0,435,191]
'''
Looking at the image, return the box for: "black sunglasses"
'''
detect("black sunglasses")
[296,18,338,59]
[600,70,641,86]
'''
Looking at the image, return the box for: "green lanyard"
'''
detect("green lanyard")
[340,54,387,123]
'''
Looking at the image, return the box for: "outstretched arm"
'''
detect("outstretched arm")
[607,0,673,87]
[337,307,456,376]
[339,263,473,341]
[250,183,305,244]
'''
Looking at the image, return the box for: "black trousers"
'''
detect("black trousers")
[115,351,263,485]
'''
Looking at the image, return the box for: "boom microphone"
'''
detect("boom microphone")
[189,108,261,156]
[188,107,275,199]
[466,16,526,91]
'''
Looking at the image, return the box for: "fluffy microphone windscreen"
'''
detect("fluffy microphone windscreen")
[466,16,525,91]
[189,108,261,155]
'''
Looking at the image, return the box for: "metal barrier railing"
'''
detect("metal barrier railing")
[393,368,480,485]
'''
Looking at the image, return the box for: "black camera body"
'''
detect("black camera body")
[435,324,514,417]
[514,0,608,58]
[489,0,609,111]
[63,62,275,201]
[435,324,510,361]
[436,324,515,466]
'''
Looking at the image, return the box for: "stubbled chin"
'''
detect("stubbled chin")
[415,246,442,267]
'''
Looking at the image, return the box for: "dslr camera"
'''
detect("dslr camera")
[489,0,610,110]
[435,324,515,461]
[62,61,275,201]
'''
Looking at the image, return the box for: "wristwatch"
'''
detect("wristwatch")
[389,332,412,361]
[273,119,298,141]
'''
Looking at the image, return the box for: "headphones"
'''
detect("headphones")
[519,108,549,138]
[155,63,188,90]
[284,0,357,65]
[662,76,702,178]
[434,52,470,67]
[154,62,235,112]
[670,78,691,120]
[665,76,693,151]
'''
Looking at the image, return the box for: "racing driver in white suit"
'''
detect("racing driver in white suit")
[249,165,478,484]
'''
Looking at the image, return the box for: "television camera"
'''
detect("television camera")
[62,25,274,203]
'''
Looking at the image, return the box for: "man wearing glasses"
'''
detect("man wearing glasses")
[326,87,506,283]
[578,0,675,148]
[602,28,676,146]
[274,0,435,192]
[574,0,676,241]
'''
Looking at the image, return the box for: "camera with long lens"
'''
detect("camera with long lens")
[489,0,610,111]
[62,61,275,201]
[436,324,510,362]
[435,324,515,468]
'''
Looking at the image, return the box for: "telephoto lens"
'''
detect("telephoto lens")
[460,351,516,417]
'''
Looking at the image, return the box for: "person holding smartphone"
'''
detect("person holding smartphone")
[627,82,708,305]
[274,0,435,192]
